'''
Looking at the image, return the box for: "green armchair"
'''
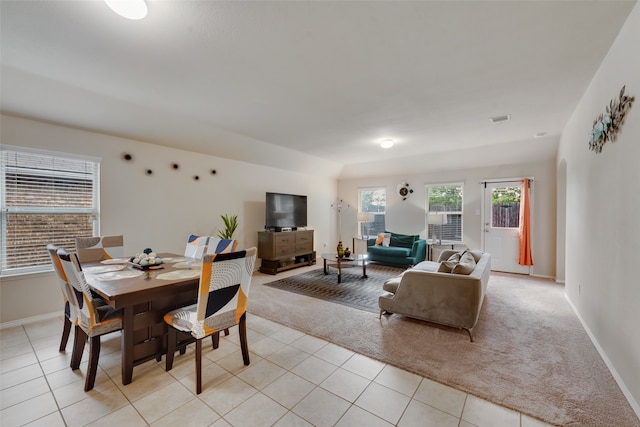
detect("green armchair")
[367,232,427,267]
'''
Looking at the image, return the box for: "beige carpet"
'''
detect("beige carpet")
[248,265,640,427]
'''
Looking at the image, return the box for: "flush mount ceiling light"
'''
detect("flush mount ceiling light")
[105,0,148,20]
[380,138,395,149]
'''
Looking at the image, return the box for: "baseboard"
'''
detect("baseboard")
[531,273,555,281]
[0,311,59,330]
[564,292,640,420]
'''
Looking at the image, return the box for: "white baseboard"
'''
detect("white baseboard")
[531,273,555,281]
[0,311,60,330]
[564,293,640,419]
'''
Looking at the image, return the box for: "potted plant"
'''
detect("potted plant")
[218,214,238,239]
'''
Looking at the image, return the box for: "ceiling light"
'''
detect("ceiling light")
[489,114,511,124]
[105,0,147,20]
[380,139,395,149]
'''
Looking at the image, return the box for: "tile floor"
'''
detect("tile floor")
[0,313,555,427]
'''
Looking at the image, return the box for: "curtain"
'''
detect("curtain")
[518,178,534,266]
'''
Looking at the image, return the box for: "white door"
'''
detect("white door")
[482,181,531,274]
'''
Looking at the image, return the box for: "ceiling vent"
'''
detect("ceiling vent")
[489,114,511,124]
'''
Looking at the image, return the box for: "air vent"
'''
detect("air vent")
[489,114,511,124]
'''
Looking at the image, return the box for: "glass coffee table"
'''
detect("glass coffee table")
[321,253,368,284]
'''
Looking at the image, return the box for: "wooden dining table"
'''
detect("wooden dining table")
[83,253,201,385]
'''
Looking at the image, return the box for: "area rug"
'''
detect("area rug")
[249,267,640,427]
[262,264,405,314]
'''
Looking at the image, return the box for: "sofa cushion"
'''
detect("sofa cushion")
[375,233,391,247]
[452,251,477,275]
[468,249,484,263]
[388,232,419,248]
[369,245,410,258]
[411,261,440,272]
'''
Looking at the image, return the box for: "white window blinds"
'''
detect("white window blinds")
[1,147,100,275]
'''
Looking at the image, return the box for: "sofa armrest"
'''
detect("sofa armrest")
[410,239,427,261]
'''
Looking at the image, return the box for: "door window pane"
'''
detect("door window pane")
[491,186,521,228]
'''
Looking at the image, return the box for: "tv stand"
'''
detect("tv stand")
[258,230,315,274]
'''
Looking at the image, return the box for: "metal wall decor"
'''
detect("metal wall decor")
[396,182,413,200]
[589,85,634,153]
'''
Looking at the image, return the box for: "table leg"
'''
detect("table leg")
[337,258,342,283]
[121,306,134,385]
[323,258,328,275]
[362,261,368,278]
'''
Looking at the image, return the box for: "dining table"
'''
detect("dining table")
[82,253,202,385]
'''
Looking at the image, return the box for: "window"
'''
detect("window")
[358,187,386,237]
[426,183,463,243]
[1,146,100,276]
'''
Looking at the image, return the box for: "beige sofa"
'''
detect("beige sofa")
[378,249,491,341]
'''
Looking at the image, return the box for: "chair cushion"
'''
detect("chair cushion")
[164,304,198,333]
[368,245,410,258]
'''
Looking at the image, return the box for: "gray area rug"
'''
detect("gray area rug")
[262,263,405,314]
[249,267,640,427]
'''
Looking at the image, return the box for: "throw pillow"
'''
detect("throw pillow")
[452,251,477,275]
[438,261,456,273]
[389,232,418,248]
[375,233,391,247]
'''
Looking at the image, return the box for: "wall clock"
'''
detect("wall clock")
[396,182,413,200]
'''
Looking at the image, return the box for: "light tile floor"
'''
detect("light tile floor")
[0,314,555,427]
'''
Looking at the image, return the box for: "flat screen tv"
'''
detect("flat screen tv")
[265,192,307,231]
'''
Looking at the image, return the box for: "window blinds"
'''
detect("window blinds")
[1,148,100,275]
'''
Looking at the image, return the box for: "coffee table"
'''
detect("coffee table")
[321,253,368,283]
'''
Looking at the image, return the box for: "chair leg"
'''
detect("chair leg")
[85,335,100,392]
[224,328,229,336]
[211,331,220,349]
[60,316,72,352]
[196,338,202,394]
[239,316,250,366]
[166,327,177,371]
[70,326,87,369]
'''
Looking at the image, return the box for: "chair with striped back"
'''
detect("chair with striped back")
[184,234,209,259]
[57,248,123,392]
[164,247,257,394]
[205,237,238,255]
[46,244,78,353]
[75,235,124,263]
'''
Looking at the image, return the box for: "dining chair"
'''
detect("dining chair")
[75,235,124,263]
[205,237,238,254]
[204,237,238,338]
[184,234,209,259]
[46,244,77,353]
[164,247,257,394]
[57,248,123,392]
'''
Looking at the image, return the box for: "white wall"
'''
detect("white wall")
[0,114,338,323]
[338,158,557,279]
[558,2,640,413]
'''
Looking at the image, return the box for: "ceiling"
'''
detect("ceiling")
[0,1,636,178]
